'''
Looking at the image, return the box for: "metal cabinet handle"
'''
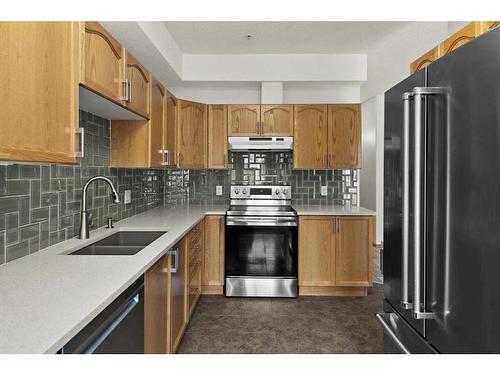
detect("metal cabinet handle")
[167,247,180,273]
[127,80,132,103]
[401,92,413,310]
[74,127,85,158]
[190,287,200,294]
[159,149,170,166]
[411,86,446,320]
[122,79,131,102]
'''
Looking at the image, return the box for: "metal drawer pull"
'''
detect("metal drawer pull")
[375,313,410,354]
[190,287,200,294]
[167,247,179,273]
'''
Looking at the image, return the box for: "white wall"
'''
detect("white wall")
[283,82,360,103]
[360,95,384,243]
[168,82,262,104]
[361,22,448,101]
[182,53,367,82]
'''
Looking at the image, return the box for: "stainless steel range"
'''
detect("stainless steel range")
[225,185,298,298]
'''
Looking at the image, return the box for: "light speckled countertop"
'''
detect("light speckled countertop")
[0,204,227,354]
[0,202,375,354]
[292,204,376,216]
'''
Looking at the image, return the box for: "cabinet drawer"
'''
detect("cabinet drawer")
[188,252,202,283]
[188,222,203,247]
[188,266,201,317]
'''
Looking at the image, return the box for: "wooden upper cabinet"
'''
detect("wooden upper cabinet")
[293,105,328,169]
[207,105,228,169]
[164,91,178,167]
[124,51,151,119]
[481,21,500,32]
[335,216,374,287]
[144,254,170,354]
[177,100,207,169]
[81,21,124,104]
[0,22,81,164]
[298,216,336,287]
[328,104,361,169]
[228,105,260,136]
[203,216,225,294]
[149,79,166,168]
[410,46,440,74]
[440,22,484,57]
[261,105,293,136]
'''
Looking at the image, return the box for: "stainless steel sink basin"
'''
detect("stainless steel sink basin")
[68,231,167,255]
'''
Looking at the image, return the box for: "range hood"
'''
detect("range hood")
[228,137,293,151]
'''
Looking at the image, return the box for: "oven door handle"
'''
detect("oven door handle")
[226,216,297,227]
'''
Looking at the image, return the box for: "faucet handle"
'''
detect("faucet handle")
[106,217,114,229]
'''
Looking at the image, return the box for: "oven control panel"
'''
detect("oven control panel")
[230,185,291,200]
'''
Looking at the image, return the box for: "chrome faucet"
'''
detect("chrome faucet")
[78,176,120,239]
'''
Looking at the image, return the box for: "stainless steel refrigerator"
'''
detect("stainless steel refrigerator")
[378,27,500,353]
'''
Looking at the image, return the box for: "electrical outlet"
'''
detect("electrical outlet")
[321,186,328,196]
[124,190,131,204]
[216,185,223,196]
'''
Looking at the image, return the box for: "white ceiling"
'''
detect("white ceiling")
[164,21,409,54]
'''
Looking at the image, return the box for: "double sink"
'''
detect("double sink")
[68,231,167,256]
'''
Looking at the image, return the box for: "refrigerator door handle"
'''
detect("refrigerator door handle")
[411,86,446,320]
[401,92,413,310]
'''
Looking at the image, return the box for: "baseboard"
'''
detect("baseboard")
[299,286,368,296]
[201,285,224,295]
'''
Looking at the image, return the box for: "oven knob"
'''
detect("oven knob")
[242,188,247,195]
[283,188,289,195]
[275,189,280,195]
[234,188,240,194]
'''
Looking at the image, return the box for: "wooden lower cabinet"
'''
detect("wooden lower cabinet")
[202,215,225,295]
[144,254,170,354]
[298,215,374,296]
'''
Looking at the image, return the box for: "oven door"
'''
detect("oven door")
[225,215,298,297]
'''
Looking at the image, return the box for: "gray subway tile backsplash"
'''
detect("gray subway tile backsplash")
[0,110,361,265]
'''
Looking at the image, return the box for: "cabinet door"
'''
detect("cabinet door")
[410,46,441,74]
[177,100,207,169]
[81,22,124,104]
[203,216,225,293]
[328,104,361,169]
[144,254,170,354]
[164,91,178,167]
[124,51,151,119]
[207,105,228,169]
[335,216,374,287]
[293,105,328,169]
[0,22,80,164]
[149,79,166,168]
[169,239,187,353]
[227,105,260,136]
[298,216,336,287]
[261,105,293,136]
[440,22,483,57]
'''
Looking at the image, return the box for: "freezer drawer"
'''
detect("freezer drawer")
[376,301,437,354]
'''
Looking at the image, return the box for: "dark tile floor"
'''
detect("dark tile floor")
[178,284,384,354]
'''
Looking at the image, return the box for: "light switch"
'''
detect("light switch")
[216,186,223,196]
[321,186,328,196]
[124,190,131,204]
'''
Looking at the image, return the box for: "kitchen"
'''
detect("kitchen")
[1,1,499,372]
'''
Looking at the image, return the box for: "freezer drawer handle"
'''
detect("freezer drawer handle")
[401,92,413,310]
[376,313,410,354]
[411,86,446,320]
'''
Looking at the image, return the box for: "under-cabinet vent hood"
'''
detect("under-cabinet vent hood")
[228,137,293,151]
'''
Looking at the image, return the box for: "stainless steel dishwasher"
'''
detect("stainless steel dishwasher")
[59,276,144,354]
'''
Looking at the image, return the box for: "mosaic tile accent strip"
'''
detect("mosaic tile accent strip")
[0,110,164,265]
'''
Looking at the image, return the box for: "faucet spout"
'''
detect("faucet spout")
[78,176,120,239]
